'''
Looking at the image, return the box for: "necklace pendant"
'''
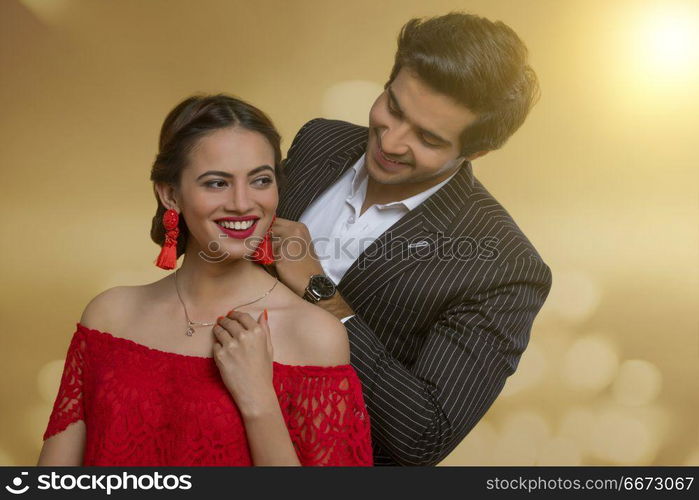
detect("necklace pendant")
[185,326,195,337]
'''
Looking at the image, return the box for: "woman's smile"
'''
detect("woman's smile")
[215,218,259,239]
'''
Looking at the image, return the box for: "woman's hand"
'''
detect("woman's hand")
[212,309,277,418]
[212,309,302,465]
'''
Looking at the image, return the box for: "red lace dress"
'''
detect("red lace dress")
[43,323,373,466]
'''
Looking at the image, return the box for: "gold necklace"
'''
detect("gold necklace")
[174,269,278,336]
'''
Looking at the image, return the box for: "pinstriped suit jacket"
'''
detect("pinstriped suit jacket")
[278,118,553,466]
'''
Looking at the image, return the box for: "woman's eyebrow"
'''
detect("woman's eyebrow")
[196,170,232,181]
[196,165,274,181]
[247,165,274,176]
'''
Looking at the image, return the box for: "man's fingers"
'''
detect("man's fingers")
[270,218,308,239]
[271,217,291,228]
[270,218,292,239]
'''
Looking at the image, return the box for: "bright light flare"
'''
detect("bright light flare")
[635,4,699,79]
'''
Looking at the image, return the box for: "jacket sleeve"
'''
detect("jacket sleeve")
[345,256,552,465]
[281,118,324,177]
[278,365,373,466]
[43,328,87,440]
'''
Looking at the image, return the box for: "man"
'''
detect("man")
[272,13,551,465]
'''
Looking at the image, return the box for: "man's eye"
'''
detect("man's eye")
[421,136,441,148]
[205,180,227,188]
[387,101,401,117]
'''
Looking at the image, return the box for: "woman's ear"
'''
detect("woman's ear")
[154,182,179,211]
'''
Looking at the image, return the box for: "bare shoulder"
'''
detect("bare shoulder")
[285,301,350,367]
[79,285,144,332]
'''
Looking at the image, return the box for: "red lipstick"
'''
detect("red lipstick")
[216,216,259,222]
[215,217,260,240]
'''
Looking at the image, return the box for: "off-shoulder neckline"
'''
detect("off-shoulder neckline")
[75,322,354,373]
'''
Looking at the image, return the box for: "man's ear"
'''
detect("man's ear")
[153,182,179,211]
[466,150,490,162]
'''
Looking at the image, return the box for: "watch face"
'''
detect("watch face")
[310,275,336,298]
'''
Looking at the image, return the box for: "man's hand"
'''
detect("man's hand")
[269,217,356,320]
[268,217,325,296]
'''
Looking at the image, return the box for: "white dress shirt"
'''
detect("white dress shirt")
[299,153,458,323]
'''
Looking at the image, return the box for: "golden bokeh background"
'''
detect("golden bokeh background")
[1,0,697,466]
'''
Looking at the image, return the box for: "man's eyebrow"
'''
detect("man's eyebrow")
[387,87,451,146]
[195,165,274,181]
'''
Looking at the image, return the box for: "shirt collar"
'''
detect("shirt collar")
[347,153,459,211]
[398,169,459,210]
[348,154,459,211]
[348,153,368,200]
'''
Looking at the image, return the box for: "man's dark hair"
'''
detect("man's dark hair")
[387,12,540,158]
[149,94,284,258]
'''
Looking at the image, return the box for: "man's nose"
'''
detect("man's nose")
[380,123,410,158]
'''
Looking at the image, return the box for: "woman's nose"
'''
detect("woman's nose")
[227,183,254,213]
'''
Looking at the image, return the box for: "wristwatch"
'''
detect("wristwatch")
[303,274,337,303]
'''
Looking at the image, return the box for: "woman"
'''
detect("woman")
[37,94,373,466]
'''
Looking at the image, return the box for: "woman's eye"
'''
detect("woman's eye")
[204,180,227,188]
[253,176,273,187]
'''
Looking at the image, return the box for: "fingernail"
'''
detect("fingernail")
[217,316,224,322]
[264,308,268,321]
[227,309,235,316]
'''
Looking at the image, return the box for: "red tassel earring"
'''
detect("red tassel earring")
[155,208,180,270]
[251,214,276,265]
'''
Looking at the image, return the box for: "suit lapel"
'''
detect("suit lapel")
[338,163,475,310]
[277,121,476,311]
[277,141,366,222]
